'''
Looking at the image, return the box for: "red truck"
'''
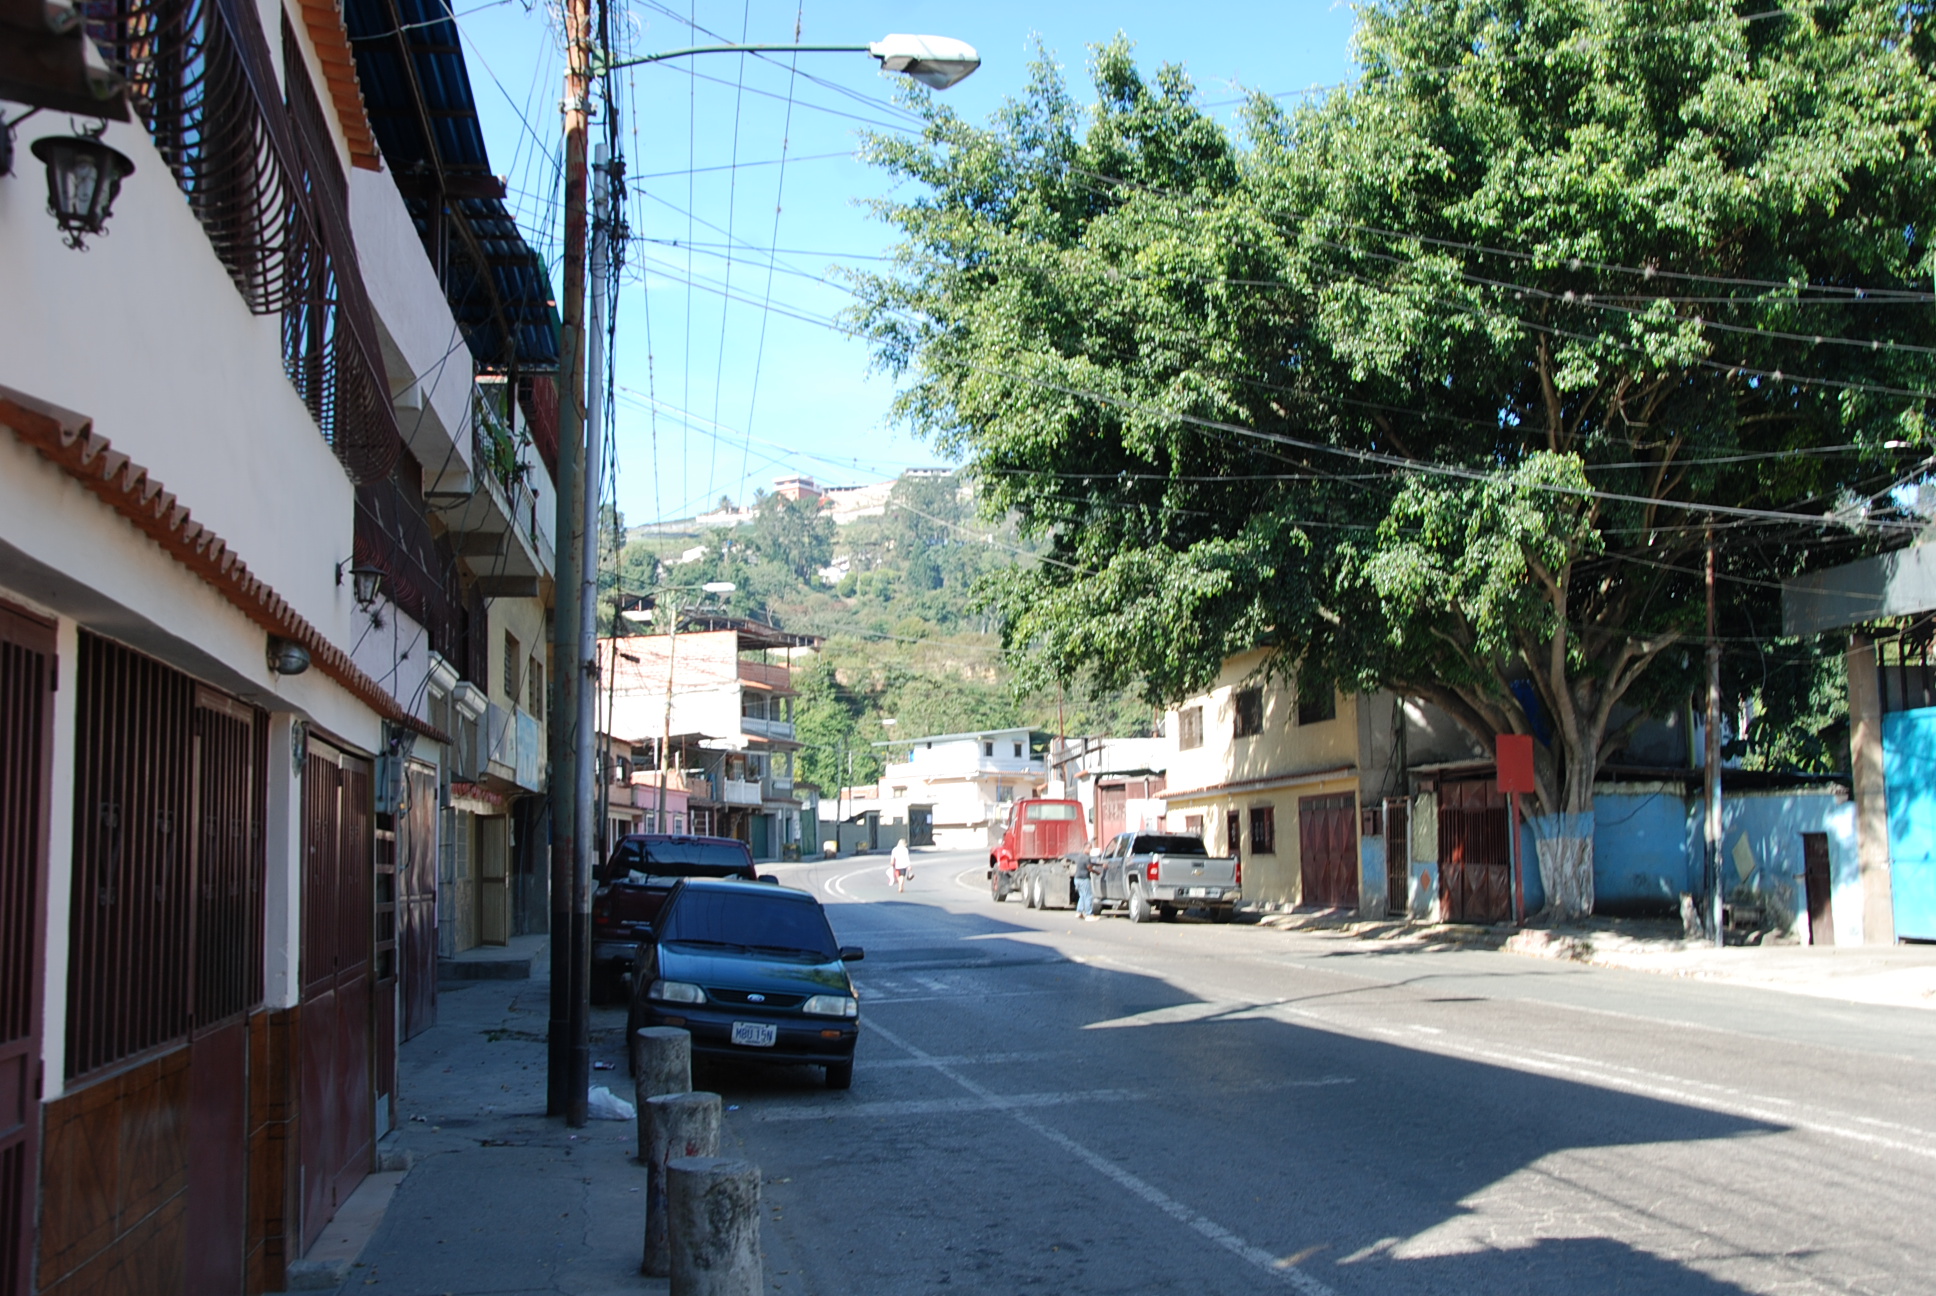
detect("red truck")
[988,798,1090,906]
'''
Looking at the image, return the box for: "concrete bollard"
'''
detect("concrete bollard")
[641,1091,721,1277]
[667,1156,761,1296]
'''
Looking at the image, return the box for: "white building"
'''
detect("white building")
[0,0,558,1288]
[869,727,1050,852]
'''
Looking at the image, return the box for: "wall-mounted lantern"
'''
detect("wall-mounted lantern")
[267,636,312,676]
[30,128,134,249]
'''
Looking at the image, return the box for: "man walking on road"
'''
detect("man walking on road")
[889,838,913,892]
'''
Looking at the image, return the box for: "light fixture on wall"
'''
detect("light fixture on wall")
[335,558,384,609]
[31,123,133,249]
[267,636,311,676]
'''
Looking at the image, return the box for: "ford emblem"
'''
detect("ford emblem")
[747,993,765,1003]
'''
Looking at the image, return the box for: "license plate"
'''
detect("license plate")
[731,1021,777,1048]
[1187,887,1219,899]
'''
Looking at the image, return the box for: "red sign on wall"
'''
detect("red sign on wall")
[1496,733,1537,795]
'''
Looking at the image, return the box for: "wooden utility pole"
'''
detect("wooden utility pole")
[546,0,591,1123]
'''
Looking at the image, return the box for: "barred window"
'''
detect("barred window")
[1178,706,1203,751]
[66,634,266,1080]
[1297,687,1337,726]
[1249,805,1276,855]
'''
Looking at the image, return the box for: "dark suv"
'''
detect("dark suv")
[591,834,757,1002]
[627,878,864,1089]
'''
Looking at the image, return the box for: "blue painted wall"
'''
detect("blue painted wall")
[1883,706,1936,941]
[1360,836,1386,916]
[1589,786,1851,926]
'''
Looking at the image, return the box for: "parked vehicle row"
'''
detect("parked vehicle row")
[598,833,864,1090]
[988,798,1244,922]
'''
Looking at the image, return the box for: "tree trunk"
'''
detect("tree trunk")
[1532,726,1599,922]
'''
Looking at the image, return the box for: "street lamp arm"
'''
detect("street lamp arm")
[599,43,871,74]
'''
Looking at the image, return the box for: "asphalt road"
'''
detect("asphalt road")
[686,849,1936,1296]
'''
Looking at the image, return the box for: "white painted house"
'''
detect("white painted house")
[871,727,1051,851]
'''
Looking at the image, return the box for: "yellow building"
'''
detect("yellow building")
[1160,651,1368,911]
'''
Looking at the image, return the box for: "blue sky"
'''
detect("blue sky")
[454,1,1362,527]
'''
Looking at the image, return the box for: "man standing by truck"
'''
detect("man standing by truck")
[1074,857,1099,921]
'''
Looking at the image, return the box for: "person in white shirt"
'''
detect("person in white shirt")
[888,838,913,892]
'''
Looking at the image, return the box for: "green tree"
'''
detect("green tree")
[745,492,836,582]
[852,11,1936,916]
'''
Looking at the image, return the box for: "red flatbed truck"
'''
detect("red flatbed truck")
[988,797,1090,906]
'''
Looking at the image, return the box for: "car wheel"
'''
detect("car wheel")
[1128,885,1152,924]
[825,1059,854,1090]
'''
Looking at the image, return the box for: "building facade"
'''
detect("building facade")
[0,0,556,1287]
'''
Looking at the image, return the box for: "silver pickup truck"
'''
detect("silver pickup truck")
[1088,831,1242,923]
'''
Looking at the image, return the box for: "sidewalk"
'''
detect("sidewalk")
[1256,910,1936,1011]
[301,977,659,1296]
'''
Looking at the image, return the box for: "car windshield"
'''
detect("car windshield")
[1134,835,1209,855]
[1025,803,1080,821]
[601,838,753,883]
[660,889,838,960]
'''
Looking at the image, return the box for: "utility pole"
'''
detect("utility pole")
[546,0,591,1122]
[1704,526,1724,949]
[564,143,612,1128]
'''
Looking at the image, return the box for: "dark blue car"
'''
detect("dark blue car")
[627,878,864,1089]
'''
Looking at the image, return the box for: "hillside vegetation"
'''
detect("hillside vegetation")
[611,472,1154,792]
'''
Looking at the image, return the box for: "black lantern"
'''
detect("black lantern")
[31,130,133,249]
[350,564,384,609]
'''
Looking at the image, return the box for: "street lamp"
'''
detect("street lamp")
[598,33,980,89]
[31,128,134,249]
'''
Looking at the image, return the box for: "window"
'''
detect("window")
[1226,813,1241,856]
[1233,687,1264,738]
[1249,805,1276,855]
[1013,741,1023,758]
[503,630,520,701]
[1297,686,1337,726]
[1184,815,1204,841]
[528,656,543,716]
[1025,803,1080,821]
[983,740,994,757]
[1178,706,1204,751]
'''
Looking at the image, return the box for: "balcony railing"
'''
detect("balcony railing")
[720,778,763,806]
[740,715,795,740]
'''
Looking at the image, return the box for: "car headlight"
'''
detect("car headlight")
[801,994,857,1019]
[648,979,707,1005]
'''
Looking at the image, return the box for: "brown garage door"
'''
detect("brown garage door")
[300,741,374,1252]
[1439,778,1511,924]
[1299,793,1358,909]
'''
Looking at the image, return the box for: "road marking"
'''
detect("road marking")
[823,864,886,904]
[748,1087,1140,1122]
[953,866,990,895]
[864,1017,1340,1294]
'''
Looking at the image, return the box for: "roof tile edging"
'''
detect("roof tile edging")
[1,391,447,743]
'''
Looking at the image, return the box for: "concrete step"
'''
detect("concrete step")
[439,932,548,981]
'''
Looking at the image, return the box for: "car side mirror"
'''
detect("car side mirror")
[756,874,779,884]
[838,945,865,962]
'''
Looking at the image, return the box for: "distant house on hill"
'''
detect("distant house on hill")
[773,474,824,503]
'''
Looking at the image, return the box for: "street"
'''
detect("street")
[700,850,1936,1296]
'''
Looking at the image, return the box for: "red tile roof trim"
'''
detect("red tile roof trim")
[1,389,448,744]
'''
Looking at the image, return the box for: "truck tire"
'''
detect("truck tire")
[1128,885,1152,924]
[990,872,1008,902]
[1211,905,1234,924]
[1023,870,1038,908]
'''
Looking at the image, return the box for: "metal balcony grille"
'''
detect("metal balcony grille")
[83,0,402,484]
[65,633,266,1081]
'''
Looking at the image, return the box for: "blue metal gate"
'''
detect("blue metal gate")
[1883,707,1936,941]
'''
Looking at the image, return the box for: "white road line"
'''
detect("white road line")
[953,866,990,895]
[864,1017,1340,1295]
[823,864,886,904]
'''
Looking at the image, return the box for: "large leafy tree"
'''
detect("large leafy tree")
[852,4,1936,916]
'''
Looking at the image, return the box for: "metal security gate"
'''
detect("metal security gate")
[398,765,438,1039]
[0,605,54,1296]
[300,740,374,1252]
[1439,778,1512,924]
[1385,798,1410,915]
[1298,793,1358,909]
